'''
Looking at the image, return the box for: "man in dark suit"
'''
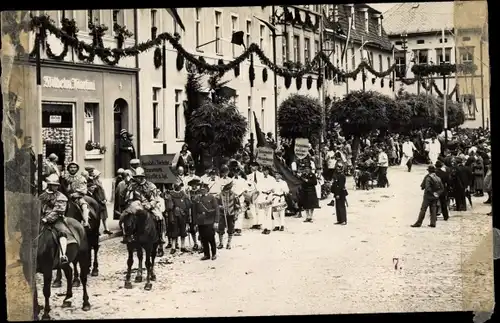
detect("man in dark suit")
[331,162,348,225]
[435,160,449,221]
[192,183,220,260]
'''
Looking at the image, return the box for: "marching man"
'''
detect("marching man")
[255,166,275,235]
[272,172,289,231]
[218,179,240,249]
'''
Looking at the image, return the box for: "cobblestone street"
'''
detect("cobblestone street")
[32,165,493,319]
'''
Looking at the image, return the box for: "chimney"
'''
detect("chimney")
[334,5,339,22]
[374,13,382,36]
[359,7,369,32]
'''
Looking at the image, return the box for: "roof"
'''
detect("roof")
[383,2,454,35]
[324,4,393,51]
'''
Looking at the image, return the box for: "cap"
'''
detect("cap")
[188,178,201,186]
[48,153,58,161]
[130,159,140,165]
[120,129,128,135]
[84,165,95,171]
[427,165,436,172]
[45,174,60,185]
[117,168,125,174]
[134,167,146,177]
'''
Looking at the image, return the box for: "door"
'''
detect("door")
[113,98,129,173]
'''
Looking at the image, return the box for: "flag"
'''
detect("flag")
[253,16,278,34]
[165,8,185,31]
[253,112,267,147]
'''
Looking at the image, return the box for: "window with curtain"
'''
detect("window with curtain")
[195,8,201,48]
[215,11,222,54]
[152,88,161,139]
[231,15,238,57]
[84,103,99,144]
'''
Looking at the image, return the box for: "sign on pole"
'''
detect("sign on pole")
[139,154,179,184]
[294,138,310,159]
[256,146,275,168]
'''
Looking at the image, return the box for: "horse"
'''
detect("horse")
[121,204,160,291]
[20,214,91,320]
[52,195,101,288]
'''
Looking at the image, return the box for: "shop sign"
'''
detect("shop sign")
[49,115,62,124]
[43,76,96,91]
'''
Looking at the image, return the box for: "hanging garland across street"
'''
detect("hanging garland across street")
[28,15,477,86]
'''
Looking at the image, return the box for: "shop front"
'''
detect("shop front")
[32,65,137,188]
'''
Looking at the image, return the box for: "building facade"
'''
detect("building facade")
[13,9,139,191]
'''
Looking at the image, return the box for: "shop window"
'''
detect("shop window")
[152,87,161,140]
[412,49,428,64]
[84,103,100,144]
[175,90,184,140]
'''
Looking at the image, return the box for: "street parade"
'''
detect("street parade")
[3,4,492,320]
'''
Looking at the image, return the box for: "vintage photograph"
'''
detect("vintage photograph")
[2,1,493,320]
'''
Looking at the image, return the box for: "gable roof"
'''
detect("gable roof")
[383,2,454,35]
[324,4,393,51]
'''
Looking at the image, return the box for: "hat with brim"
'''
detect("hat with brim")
[120,129,127,135]
[45,174,60,185]
[84,165,95,172]
[130,159,140,165]
[188,178,201,186]
[67,162,79,171]
[134,172,146,177]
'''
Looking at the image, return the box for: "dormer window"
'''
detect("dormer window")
[346,5,355,30]
[364,11,369,32]
[374,13,382,37]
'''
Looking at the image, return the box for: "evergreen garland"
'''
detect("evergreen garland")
[153,47,162,69]
[306,76,312,89]
[176,52,184,71]
[234,64,240,77]
[296,77,302,90]
[284,75,292,89]
[262,68,268,82]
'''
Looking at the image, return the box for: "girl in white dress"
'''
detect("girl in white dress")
[272,173,289,231]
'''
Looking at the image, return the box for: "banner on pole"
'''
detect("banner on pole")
[256,146,274,167]
[295,138,310,159]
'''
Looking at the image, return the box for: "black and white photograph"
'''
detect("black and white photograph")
[2,1,494,320]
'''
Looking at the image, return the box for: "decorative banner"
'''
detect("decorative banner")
[295,138,310,159]
[256,146,274,167]
[139,154,179,184]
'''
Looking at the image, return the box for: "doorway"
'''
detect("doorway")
[42,102,75,169]
[114,98,129,173]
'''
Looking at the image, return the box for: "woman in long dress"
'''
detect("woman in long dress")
[299,163,319,223]
[472,156,485,197]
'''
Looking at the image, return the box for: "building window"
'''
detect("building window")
[369,51,374,66]
[246,20,251,47]
[259,25,265,51]
[304,37,310,63]
[459,47,474,64]
[436,48,452,64]
[62,10,74,20]
[231,15,238,57]
[261,97,266,131]
[413,49,428,64]
[87,10,100,27]
[293,35,300,62]
[314,40,320,57]
[151,9,157,39]
[351,48,355,70]
[112,10,124,35]
[395,53,406,77]
[152,88,161,139]
[175,90,184,140]
[215,11,222,54]
[416,39,425,44]
[282,32,289,63]
[387,57,391,69]
[440,38,449,43]
[195,8,201,48]
[84,103,99,144]
[462,36,471,42]
[364,15,369,32]
[378,54,383,71]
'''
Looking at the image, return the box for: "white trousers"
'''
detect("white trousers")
[273,209,285,228]
[258,206,273,230]
[249,203,259,226]
[235,196,245,230]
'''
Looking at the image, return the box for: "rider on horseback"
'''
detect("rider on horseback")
[40,174,70,265]
[62,162,90,228]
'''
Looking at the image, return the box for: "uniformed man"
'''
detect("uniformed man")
[61,162,90,227]
[187,178,201,250]
[218,179,240,249]
[129,159,141,176]
[40,174,70,264]
[193,182,219,260]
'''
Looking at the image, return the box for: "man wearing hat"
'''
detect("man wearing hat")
[43,153,61,179]
[115,169,133,220]
[192,182,219,260]
[411,165,444,228]
[401,136,417,172]
[129,159,141,177]
[84,166,112,234]
[126,133,137,159]
[165,182,192,254]
[40,174,71,264]
[217,179,240,249]
[187,178,202,251]
[331,162,348,225]
[119,129,135,169]
[61,162,90,227]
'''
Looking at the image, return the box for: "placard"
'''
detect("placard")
[49,115,62,124]
[256,146,274,167]
[294,138,310,159]
[139,154,179,184]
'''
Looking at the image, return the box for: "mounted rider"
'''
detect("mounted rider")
[61,161,90,228]
[39,174,70,265]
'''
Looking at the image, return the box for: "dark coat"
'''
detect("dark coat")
[299,173,319,209]
[192,194,220,225]
[119,137,135,169]
[435,168,450,194]
[331,172,348,199]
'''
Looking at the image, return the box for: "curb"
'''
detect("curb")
[99,230,122,242]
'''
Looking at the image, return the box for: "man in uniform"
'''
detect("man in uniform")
[122,167,164,243]
[187,178,201,251]
[61,162,90,227]
[218,179,240,249]
[39,174,70,264]
[192,182,219,260]
[165,183,192,254]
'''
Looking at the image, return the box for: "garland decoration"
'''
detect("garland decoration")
[381,79,384,88]
[293,8,302,25]
[306,76,312,89]
[317,74,323,90]
[389,80,393,88]
[371,77,376,84]
[284,75,292,89]
[45,18,78,60]
[304,13,314,30]
[262,68,268,82]
[411,62,478,77]
[153,47,162,69]
[197,56,206,73]
[249,54,255,87]
[420,79,458,99]
[151,26,157,39]
[296,76,302,90]
[176,51,184,71]
[234,63,240,77]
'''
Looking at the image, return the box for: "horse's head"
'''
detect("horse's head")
[120,208,138,238]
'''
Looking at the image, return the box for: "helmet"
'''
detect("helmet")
[48,153,58,161]
[134,167,146,177]
[46,174,60,185]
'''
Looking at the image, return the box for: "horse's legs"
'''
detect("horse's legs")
[62,265,73,307]
[91,244,99,277]
[124,245,134,289]
[150,244,157,282]
[144,247,153,291]
[78,251,91,311]
[41,270,53,320]
[135,247,143,283]
[52,268,62,288]
[72,261,81,287]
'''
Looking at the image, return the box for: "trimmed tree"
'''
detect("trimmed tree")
[328,90,391,164]
[184,71,206,170]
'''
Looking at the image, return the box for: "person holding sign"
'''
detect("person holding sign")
[255,166,275,234]
[298,163,319,223]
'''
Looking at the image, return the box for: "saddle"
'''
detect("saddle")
[48,218,81,246]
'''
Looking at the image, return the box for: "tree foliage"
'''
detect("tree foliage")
[184,72,205,152]
[277,94,323,141]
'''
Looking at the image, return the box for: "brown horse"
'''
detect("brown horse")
[121,206,160,291]
[21,216,91,320]
[53,195,101,288]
